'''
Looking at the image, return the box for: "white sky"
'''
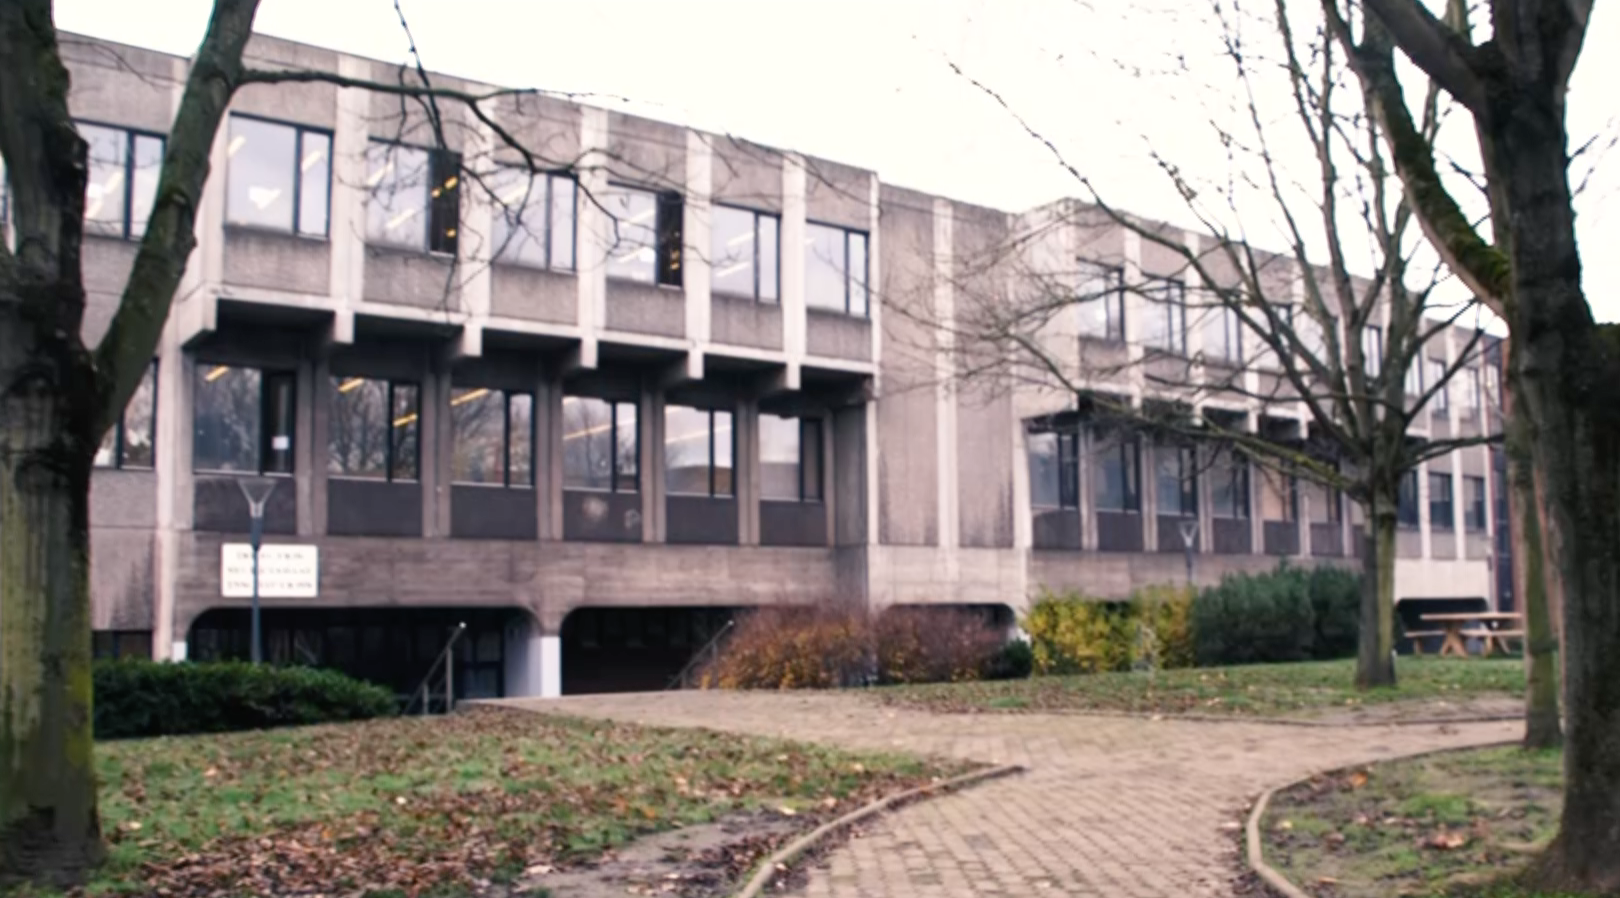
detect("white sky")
[55,0,1620,321]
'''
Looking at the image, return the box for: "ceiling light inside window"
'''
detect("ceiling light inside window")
[204,365,231,382]
[337,377,366,393]
[450,387,490,407]
[366,161,394,188]
[227,134,247,158]
[248,187,283,210]
[300,148,326,172]
[386,208,421,231]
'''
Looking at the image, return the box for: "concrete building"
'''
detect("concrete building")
[16,32,1504,698]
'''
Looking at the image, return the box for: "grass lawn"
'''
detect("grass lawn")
[71,705,960,897]
[878,657,1525,718]
[1263,744,1573,898]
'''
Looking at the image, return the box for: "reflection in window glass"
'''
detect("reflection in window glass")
[1155,445,1196,516]
[509,393,533,487]
[491,168,576,270]
[366,142,429,249]
[1201,302,1241,363]
[1143,280,1187,354]
[805,223,868,315]
[1429,471,1454,530]
[1027,429,1078,509]
[330,378,418,481]
[564,396,638,492]
[297,131,331,236]
[82,124,127,237]
[391,383,419,481]
[665,406,734,497]
[1428,359,1449,410]
[1210,452,1250,519]
[1397,470,1421,527]
[711,206,780,301]
[194,365,294,474]
[130,134,163,238]
[1094,437,1140,513]
[226,116,297,231]
[96,362,157,469]
[1465,475,1487,531]
[604,185,658,283]
[1077,262,1125,341]
[848,230,868,316]
[450,387,530,487]
[761,413,822,501]
[1259,469,1295,521]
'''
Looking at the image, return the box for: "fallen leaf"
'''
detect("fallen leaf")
[1428,829,1469,850]
[1348,771,1369,789]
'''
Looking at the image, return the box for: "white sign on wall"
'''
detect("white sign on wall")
[220,544,319,598]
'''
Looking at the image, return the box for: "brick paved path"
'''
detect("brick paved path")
[505,692,1518,897]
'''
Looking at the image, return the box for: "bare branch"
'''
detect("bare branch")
[1358,0,1487,112]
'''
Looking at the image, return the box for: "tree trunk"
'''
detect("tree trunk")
[1356,500,1397,689]
[1490,83,1620,892]
[1506,369,1562,750]
[0,317,101,884]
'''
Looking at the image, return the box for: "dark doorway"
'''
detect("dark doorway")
[560,606,738,694]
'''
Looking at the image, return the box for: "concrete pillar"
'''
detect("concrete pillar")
[536,377,564,541]
[1418,460,1432,559]
[307,355,331,536]
[503,615,562,699]
[1079,426,1098,551]
[641,386,666,543]
[682,130,712,381]
[932,199,960,558]
[329,55,370,330]
[540,634,563,698]
[1121,229,1146,403]
[294,355,319,536]
[423,360,452,538]
[574,108,608,370]
[780,155,807,391]
[1142,441,1159,552]
[152,320,194,661]
[737,399,761,545]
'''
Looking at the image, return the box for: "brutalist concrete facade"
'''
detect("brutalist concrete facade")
[29,32,1503,697]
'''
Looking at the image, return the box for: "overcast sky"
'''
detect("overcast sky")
[55,0,1619,321]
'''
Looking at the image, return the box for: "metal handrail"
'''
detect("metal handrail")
[404,622,467,715]
[667,619,735,690]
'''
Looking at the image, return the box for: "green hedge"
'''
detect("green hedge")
[95,660,397,739]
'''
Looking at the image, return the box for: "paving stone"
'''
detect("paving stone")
[504,692,1519,897]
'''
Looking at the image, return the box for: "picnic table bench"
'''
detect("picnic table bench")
[1414,611,1524,657]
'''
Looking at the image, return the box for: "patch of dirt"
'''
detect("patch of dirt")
[516,810,803,898]
[1292,696,1521,726]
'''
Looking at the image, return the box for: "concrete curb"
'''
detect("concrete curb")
[731,763,1026,898]
[1243,738,1523,897]
[881,702,1524,729]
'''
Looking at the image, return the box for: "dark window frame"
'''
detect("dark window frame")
[1464,474,1488,532]
[563,395,640,494]
[665,406,735,498]
[806,220,870,317]
[450,386,535,489]
[1078,260,1126,343]
[192,363,297,476]
[1210,450,1251,520]
[1027,426,1080,510]
[329,376,420,483]
[711,203,781,302]
[1156,443,1198,517]
[97,360,158,470]
[1429,471,1455,531]
[1428,358,1450,411]
[224,112,334,238]
[1094,434,1141,513]
[797,418,824,502]
[365,138,462,256]
[1144,278,1188,355]
[604,182,683,287]
[491,167,577,271]
[1397,469,1421,528]
[1364,325,1384,377]
[76,119,167,241]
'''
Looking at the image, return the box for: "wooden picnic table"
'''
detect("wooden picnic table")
[1416,611,1524,657]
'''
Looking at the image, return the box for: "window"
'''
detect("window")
[1077,261,1125,342]
[604,184,682,286]
[1094,434,1140,513]
[1485,364,1502,409]
[711,205,779,301]
[1429,472,1455,530]
[1202,303,1243,364]
[365,141,460,254]
[79,122,164,239]
[1363,326,1384,377]
[760,414,823,502]
[1303,479,1341,522]
[1405,355,1424,396]
[193,364,295,474]
[450,387,532,487]
[92,630,152,661]
[1210,451,1250,519]
[490,167,575,270]
[1428,358,1449,411]
[563,396,638,492]
[1155,445,1197,516]
[1027,428,1079,510]
[1259,469,1297,521]
[96,362,156,469]
[1465,475,1488,532]
[1459,368,1482,416]
[806,222,869,316]
[1397,470,1421,527]
[329,377,419,481]
[225,115,331,236]
[665,406,734,497]
[1142,279,1187,355]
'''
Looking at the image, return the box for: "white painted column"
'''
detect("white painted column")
[682,130,711,380]
[780,155,807,391]
[1121,229,1146,404]
[454,112,494,358]
[864,174,882,550]
[932,199,960,557]
[1418,461,1433,559]
[574,108,608,370]
[327,55,371,344]
[539,634,563,699]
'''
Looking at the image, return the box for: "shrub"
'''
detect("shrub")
[1133,583,1198,670]
[95,660,397,739]
[1023,592,1137,674]
[984,638,1034,680]
[1308,565,1362,659]
[1191,563,1363,666]
[703,605,1009,689]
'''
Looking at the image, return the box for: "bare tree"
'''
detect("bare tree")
[1322,0,1614,885]
[917,0,1498,690]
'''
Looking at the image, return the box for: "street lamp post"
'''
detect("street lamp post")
[238,478,278,664]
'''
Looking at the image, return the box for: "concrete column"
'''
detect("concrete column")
[540,634,563,698]
[456,113,494,359]
[1418,460,1432,559]
[780,155,807,390]
[307,355,331,536]
[932,199,960,556]
[737,399,760,545]
[574,108,608,371]
[864,174,882,551]
[641,386,665,543]
[1121,229,1146,404]
[536,377,564,541]
[1079,427,1098,551]
[682,130,711,381]
[1142,441,1159,552]
[328,55,370,339]
[1011,425,1033,551]
[422,361,451,538]
[152,326,194,661]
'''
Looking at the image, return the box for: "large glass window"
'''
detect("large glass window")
[1428,358,1449,411]
[805,222,869,316]
[1405,354,1424,396]
[563,396,638,492]
[665,406,734,497]
[1302,479,1341,522]
[1397,469,1421,527]
[490,168,575,270]
[1094,435,1140,513]
[1459,367,1482,415]
[1027,428,1079,510]
[193,364,295,474]
[711,205,779,301]
[1202,302,1242,364]
[1155,445,1197,516]
[1142,279,1187,355]
[450,387,532,487]
[79,122,164,240]
[1465,475,1487,532]
[1429,471,1455,530]
[225,115,331,236]
[1258,469,1297,521]
[1210,451,1250,519]
[365,141,460,254]
[96,361,157,469]
[1077,261,1125,342]
[1363,326,1384,377]
[604,184,682,286]
[760,414,823,502]
[329,377,418,481]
